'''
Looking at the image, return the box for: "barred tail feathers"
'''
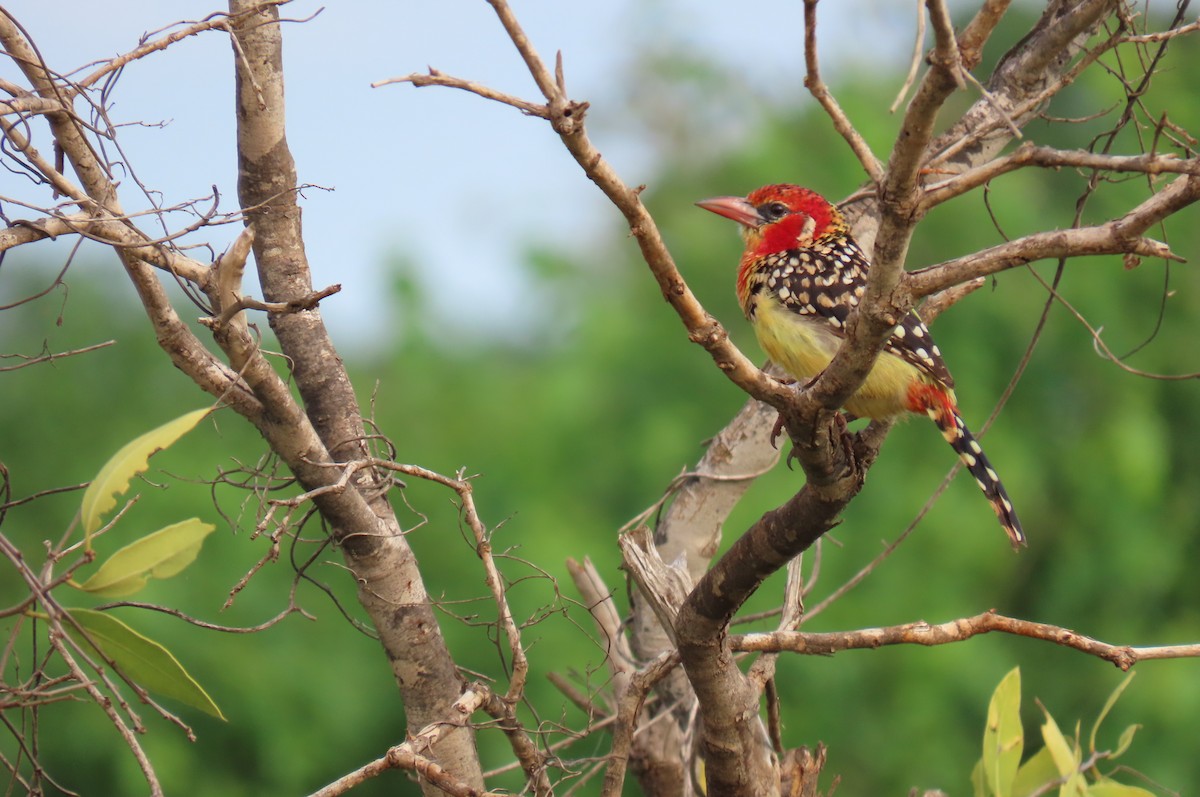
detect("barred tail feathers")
[909,383,1026,548]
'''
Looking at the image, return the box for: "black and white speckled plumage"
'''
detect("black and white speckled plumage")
[699,183,1025,547]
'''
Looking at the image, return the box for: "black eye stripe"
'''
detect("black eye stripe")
[758,202,790,221]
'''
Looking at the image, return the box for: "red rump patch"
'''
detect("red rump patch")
[906,381,956,429]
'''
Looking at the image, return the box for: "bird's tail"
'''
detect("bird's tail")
[941,410,1025,548]
[912,385,1026,548]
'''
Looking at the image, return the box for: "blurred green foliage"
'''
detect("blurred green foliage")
[3,10,1200,797]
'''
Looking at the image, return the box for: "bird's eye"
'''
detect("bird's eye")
[759,202,790,221]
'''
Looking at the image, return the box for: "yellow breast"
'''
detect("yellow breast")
[751,296,931,420]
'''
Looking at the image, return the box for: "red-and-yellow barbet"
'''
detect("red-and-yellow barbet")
[698,184,1024,547]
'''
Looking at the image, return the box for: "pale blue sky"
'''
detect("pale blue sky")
[5,2,920,349]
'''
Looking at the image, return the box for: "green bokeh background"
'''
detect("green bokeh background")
[3,8,1199,796]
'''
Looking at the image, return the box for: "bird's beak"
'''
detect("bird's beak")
[696,196,761,228]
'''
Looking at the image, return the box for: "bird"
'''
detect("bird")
[697,184,1024,547]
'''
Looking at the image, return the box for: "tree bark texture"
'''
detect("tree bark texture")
[228,3,484,791]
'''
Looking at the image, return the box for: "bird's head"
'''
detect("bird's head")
[697,184,847,258]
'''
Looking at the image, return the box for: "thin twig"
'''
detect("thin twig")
[1024,265,1200,380]
[803,0,884,183]
[1121,18,1200,43]
[375,69,548,117]
[907,173,1200,298]
[307,686,497,797]
[72,7,287,92]
[479,690,554,796]
[599,653,677,797]
[91,601,310,632]
[889,0,927,113]
[733,610,1200,671]
[958,66,1022,138]
[327,459,531,702]
[0,340,115,372]
[922,143,1200,209]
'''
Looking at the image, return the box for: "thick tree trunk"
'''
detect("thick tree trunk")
[228,3,484,792]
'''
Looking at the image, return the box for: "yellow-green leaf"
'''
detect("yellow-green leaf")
[982,667,1024,797]
[1089,672,1135,755]
[971,758,987,797]
[80,408,211,537]
[75,519,216,598]
[1040,709,1077,775]
[1011,746,1058,797]
[1039,707,1085,797]
[64,608,224,720]
[1111,724,1141,760]
[1086,779,1158,797]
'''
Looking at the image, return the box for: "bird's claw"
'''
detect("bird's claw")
[785,446,800,470]
[770,413,787,450]
[770,414,803,469]
[833,412,857,471]
[773,411,854,470]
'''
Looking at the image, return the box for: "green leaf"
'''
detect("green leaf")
[971,758,987,797]
[75,519,216,597]
[1085,781,1159,797]
[982,667,1024,797]
[1040,709,1076,775]
[1111,724,1141,760]
[1011,746,1058,797]
[64,608,224,720]
[80,408,211,538]
[1039,707,1085,797]
[1088,672,1135,755]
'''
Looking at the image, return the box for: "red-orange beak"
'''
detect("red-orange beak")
[696,196,762,228]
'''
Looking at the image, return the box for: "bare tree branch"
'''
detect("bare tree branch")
[375,68,547,117]
[7,1,1199,794]
[0,340,115,372]
[0,14,260,414]
[923,0,1118,174]
[375,3,1200,794]
[72,4,290,92]
[922,143,1200,209]
[598,653,679,797]
[479,690,554,797]
[375,20,790,417]
[1023,264,1200,380]
[803,0,884,184]
[888,0,929,114]
[908,173,1200,298]
[225,16,488,791]
[802,0,984,422]
[0,533,163,795]
[308,686,496,797]
[733,611,1200,670]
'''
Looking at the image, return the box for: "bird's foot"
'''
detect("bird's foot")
[833,411,857,471]
[770,413,787,450]
[769,375,802,451]
[773,409,855,470]
[786,444,800,470]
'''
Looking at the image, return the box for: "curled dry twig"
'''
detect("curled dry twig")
[381,461,530,702]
